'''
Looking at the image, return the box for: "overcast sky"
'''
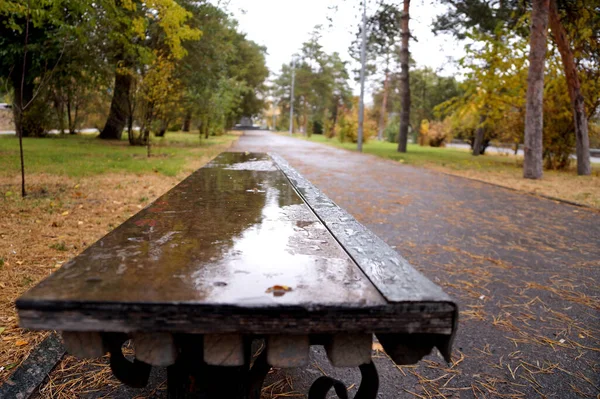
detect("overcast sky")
[221,0,465,96]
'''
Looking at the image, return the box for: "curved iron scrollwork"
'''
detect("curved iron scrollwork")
[105,333,152,389]
[308,362,379,399]
[101,335,378,399]
[248,349,272,399]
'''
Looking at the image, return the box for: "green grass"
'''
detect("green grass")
[0,132,238,178]
[297,134,522,172]
[49,242,68,251]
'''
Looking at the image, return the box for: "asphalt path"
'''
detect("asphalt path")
[31,130,600,399]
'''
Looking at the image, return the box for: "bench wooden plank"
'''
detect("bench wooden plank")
[16,152,456,340]
[270,153,453,304]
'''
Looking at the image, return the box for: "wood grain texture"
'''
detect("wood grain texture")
[204,334,245,366]
[270,153,455,305]
[62,331,105,358]
[325,333,372,367]
[16,152,456,349]
[267,335,309,368]
[134,332,177,366]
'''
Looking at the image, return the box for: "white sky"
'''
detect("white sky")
[222,0,465,96]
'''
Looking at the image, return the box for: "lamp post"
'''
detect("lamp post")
[357,0,367,152]
[289,56,297,135]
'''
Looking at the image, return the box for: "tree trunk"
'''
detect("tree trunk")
[377,69,390,141]
[397,0,411,153]
[99,70,132,140]
[128,116,135,145]
[523,0,549,179]
[155,119,167,137]
[53,91,66,135]
[548,0,591,175]
[204,116,210,139]
[182,111,192,132]
[66,96,75,134]
[472,114,486,156]
[12,72,43,137]
[330,103,339,138]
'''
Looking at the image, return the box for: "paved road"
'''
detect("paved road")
[232,131,599,398]
[34,130,599,398]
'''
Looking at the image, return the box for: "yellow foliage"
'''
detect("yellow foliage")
[418,119,429,145]
[148,0,202,59]
[424,119,452,147]
[335,97,376,143]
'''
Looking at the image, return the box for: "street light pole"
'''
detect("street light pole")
[289,57,296,135]
[357,0,367,152]
[272,101,277,131]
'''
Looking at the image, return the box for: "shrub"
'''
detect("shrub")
[337,111,357,143]
[168,123,182,132]
[385,115,399,143]
[425,119,452,147]
[590,122,600,149]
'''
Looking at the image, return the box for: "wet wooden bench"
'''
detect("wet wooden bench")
[16,152,457,399]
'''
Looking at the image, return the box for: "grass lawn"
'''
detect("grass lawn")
[0,131,239,178]
[0,131,239,383]
[291,133,600,209]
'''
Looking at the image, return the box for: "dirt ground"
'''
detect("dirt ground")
[0,129,242,383]
[427,165,600,209]
[0,173,182,381]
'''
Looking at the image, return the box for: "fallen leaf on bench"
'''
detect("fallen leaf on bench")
[15,340,28,347]
[266,285,293,297]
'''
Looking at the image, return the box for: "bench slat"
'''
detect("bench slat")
[17,153,456,343]
[270,153,453,305]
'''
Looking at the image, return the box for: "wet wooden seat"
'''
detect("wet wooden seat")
[16,152,457,398]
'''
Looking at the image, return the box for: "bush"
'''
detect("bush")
[312,120,323,134]
[590,122,600,149]
[168,123,182,132]
[385,115,399,143]
[337,112,358,143]
[425,119,452,147]
[542,76,575,170]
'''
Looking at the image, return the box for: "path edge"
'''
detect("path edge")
[282,133,598,212]
[0,332,65,398]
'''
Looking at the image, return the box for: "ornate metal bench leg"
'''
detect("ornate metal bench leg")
[167,335,271,399]
[248,348,271,399]
[308,376,349,399]
[308,361,379,399]
[355,362,379,399]
[105,333,152,388]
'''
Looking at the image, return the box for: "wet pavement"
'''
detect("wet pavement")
[33,130,599,398]
[230,131,599,399]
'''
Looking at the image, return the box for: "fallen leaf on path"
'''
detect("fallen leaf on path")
[15,340,28,347]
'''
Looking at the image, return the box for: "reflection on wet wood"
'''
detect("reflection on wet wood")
[17,153,456,342]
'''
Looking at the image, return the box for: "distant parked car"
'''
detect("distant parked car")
[0,103,12,110]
